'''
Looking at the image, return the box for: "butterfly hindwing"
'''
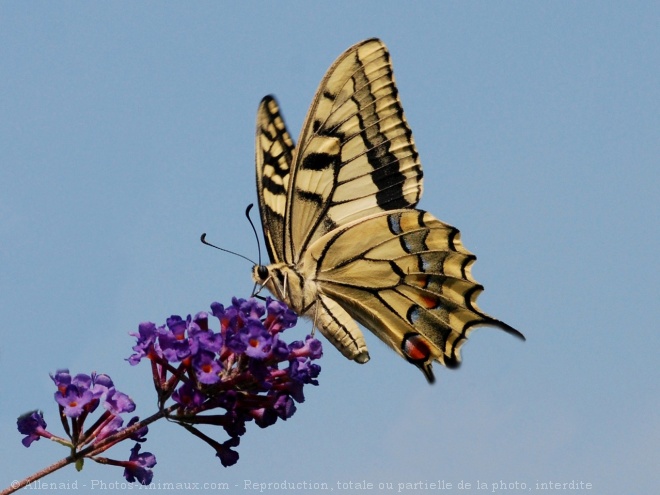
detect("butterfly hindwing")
[305,209,523,382]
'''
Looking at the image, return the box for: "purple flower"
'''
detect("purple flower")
[55,384,95,418]
[128,322,159,365]
[264,298,298,334]
[288,358,321,385]
[238,298,266,320]
[92,373,114,392]
[251,407,277,428]
[210,301,228,322]
[192,327,224,354]
[18,368,148,488]
[172,381,207,410]
[221,413,246,438]
[50,369,72,392]
[104,388,136,415]
[17,296,321,485]
[159,315,193,362]
[239,321,273,359]
[270,337,291,361]
[211,300,243,333]
[127,297,322,469]
[38,370,140,442]
[127,416,149,443]
[280,376,305,403]
[72,373,92,390]
[215,437,240,467]
[192,351,222,385]
[193,311,209,331]
[289,335,323,360]
[95,415,125,443]
[17,411,51,447]
[68,373,104,411]
[273,393,296,420]
[123,443,156,485]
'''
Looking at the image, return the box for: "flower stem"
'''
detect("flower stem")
[1,405,177,495]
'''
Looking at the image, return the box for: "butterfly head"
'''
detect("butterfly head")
[252,264,276,296]
[253,263,314,318]
[254,264,269,283]
[252,263,289,303]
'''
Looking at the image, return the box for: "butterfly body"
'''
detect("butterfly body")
[253,252,371,365]
[253,39,523,383]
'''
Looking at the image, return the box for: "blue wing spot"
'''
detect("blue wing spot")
[387,213,403,235]
[406,305,420,325]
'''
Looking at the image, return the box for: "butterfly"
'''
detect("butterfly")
[252,38,524,383]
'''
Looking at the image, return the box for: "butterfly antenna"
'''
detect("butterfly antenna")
[199,234,256,265]
[244,203,266,297]
[245,204,262,267]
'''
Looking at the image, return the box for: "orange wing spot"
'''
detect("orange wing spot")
[402,334,431,362]
[421,294,439,309]
[412,275,429,288]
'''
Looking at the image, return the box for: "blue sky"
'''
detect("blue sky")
[1,2,658,493]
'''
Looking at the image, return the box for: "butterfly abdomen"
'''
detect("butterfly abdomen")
[253,261,371,364]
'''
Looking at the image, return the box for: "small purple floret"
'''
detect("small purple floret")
[192,351,223,385]
[49,369,72,391]
[123,443,156,485]
[104,388,136,415]
[126,416,149,442]
[128,322,159,365]
[17,410,50,447]
[240,321,273,359]
[55,385,95,418]
[95,415,125,442]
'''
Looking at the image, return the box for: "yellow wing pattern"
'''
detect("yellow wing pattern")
[305,209,523,382]
[254,39,523,383]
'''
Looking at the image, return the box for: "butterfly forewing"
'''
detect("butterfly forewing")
[286,39,423,263]
[255,96,295,263]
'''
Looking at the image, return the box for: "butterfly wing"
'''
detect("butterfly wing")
[255,95,296,263]
[283,38,423,264]
[305,209,525,383]
[254,38,523,381]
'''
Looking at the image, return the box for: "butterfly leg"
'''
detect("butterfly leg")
[309,303,321,337]
[281,270,288,300]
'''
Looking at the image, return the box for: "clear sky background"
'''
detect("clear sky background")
[1,2,658,494]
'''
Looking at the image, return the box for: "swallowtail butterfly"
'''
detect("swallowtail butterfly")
[252,38,524,383]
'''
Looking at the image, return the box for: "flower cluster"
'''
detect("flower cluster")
[14,297,320,490]
[128,297,322,466]
[17,371,154,484]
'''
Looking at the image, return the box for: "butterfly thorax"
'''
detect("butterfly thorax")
[252,262,318,317]
[252,260,372,365]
